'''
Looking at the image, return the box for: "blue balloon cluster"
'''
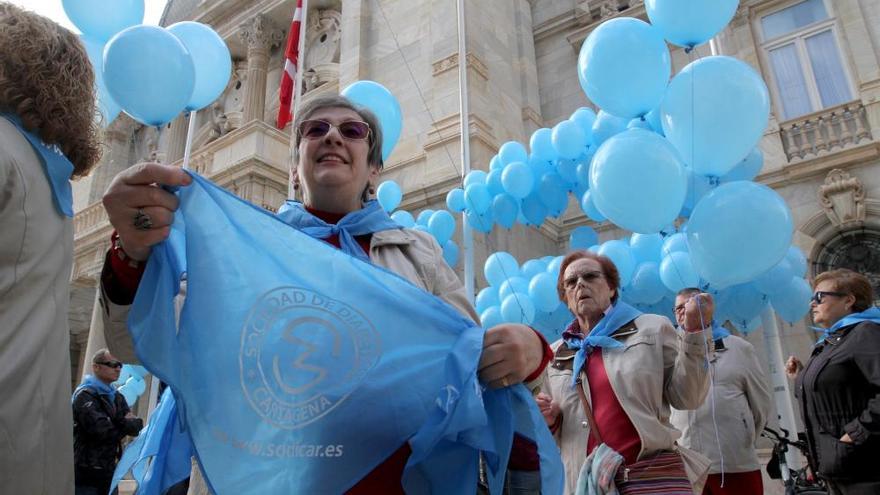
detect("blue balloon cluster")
[382,180,460,266]
[70,0,233,129]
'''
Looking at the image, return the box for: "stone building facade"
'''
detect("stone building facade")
[69,2,879,481]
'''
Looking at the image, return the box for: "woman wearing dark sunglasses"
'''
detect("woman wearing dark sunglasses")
[784,269,880,495]
[98,95,553,494]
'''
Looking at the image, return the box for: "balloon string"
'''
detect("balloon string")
[696,289,725,488]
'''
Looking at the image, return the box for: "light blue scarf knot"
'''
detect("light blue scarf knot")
[275,199,401,261]
[815,306,880,343]
[567,301,642,387]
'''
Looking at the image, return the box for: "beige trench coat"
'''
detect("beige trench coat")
[542,313,712,495]
[0,117,75,494]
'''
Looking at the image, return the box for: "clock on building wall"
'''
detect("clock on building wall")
[814,229,880,304]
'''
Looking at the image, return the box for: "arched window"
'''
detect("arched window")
[813,228,880,304]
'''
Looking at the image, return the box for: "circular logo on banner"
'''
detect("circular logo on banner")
[240,287,381,429]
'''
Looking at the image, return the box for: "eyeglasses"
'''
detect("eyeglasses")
[297,119,371,141]
[811,291,848,305]
[96,360,123,369]
[673,304,686,314]
[564,270,605,291]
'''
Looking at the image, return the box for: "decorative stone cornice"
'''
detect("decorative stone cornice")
[431,53,489,81]
[522,107,543,128]
[819,169,866,227]
[424,113,497,153]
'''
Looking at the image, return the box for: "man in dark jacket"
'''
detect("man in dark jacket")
[72,349,143,495]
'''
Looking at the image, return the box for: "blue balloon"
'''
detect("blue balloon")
[390,210,415,228]
[556,158,579,185]
[662,56,770,177]
[480,306,504,330]
[103,25,195,126]
[644,106,664,135]
[80,35,121,126]
[118,385,138,407]
[521,259,548,280]
[628,262,666,305]
[537,173,568,215]
[501,293,536,325]
[128,365,148,377]
[630,233,664,264]
[754,258,794,296]
[786,246,808,278]
[661,232,688,256]
[570,226,599,250]
[551,120,587,160]
[770,277,812,323]
[530,128,557,161]
[570,107,597,139]
[589,129,687,234]
[591,110,629,147]
[579,190,606,222]
[484,252,520,287]
[376,180,402,212]
[528,155,555,180]
[501,161,534,199]
[466,208,494,233]
[529,272,560,312]
[660,251,700,292]
[722,147,764,183]
[687,181,793,287]
[521,194,548,226]
[167,22,232,112]
[726,283,767,322]
[489,155,503,171]
[446,188,466,213]
[575,161,591,191]
[63,0,144,41]
[598,240,636,287]
[341,80,402,160]
[416,209,434,226]
[682,169,718,215]
[492,193,519,230]
[464,183,491,214]
[476,286,500,314]
[428,210,456,245]
[464,170,488,187]
[578,17,671,118]
[499,277,530,302]
[499,141,529,166]
[442,240,459,267]
[486,169,505,197]
[627,118,652,131]
[546,256,564,280]
[646,0,739,48]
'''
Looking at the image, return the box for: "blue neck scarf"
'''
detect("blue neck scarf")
[1,113,74,217]
[711,322,731,340]
[565,301,642,387]
[73,374,116,403]
[275,199,401,261]
[815,306,880,343]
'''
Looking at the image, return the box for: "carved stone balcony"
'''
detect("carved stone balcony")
[779,101,874,162]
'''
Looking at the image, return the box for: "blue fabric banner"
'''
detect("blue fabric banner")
[127,173,563,494]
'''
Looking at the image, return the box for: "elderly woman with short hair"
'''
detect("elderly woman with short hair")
[785,268,880,495]
[537,250,714,494]
[98,95,553,493]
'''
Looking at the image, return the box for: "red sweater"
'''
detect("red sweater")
[104,207,552,492]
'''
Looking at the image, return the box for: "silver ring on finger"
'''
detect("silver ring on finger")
[133,208,154,231]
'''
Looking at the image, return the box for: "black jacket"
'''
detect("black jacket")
[72,386,143,482]
[796,321,880,481]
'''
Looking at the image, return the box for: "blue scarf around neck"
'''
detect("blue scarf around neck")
[565,301,642,387]
[815,306,880,343]
[1,113,74,217]
[275,199,402,261]
[73,374,116,403]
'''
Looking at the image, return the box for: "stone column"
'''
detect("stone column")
[238,14,283,124]
[80,291,107,381]
[165,114,188,164]
[87,115,136,203]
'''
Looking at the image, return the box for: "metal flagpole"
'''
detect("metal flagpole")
[289,0,309,198]
[456,0,474,303]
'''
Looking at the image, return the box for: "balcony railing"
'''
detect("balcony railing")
[73,200,109,241]
[779,101,873,162]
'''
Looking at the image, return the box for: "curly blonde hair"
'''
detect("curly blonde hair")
[0,2,101,178]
